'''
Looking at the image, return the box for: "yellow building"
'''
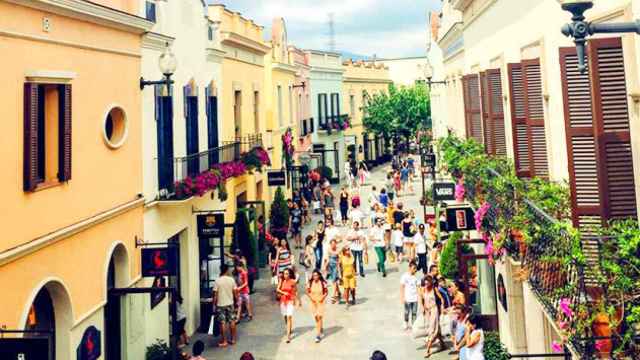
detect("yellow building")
[208,5,270,219]
[265,17,298,195]
[342,60,392,167]
[0,0,151,358]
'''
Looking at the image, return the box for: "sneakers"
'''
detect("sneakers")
[315,336,321,343]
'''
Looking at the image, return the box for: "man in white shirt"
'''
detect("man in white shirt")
[400,261,419,330]
[369,219,387,277]
[349,203,365,229]
[347,221,367,277]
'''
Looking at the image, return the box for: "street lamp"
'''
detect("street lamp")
[560,0,640,73]
[140,42,177,90]
[422,60,447,89]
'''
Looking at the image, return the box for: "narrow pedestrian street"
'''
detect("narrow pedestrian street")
[201,162,451,360]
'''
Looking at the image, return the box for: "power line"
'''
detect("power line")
[328,12,336,52]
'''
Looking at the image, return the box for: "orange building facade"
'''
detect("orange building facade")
[0,0,151,359]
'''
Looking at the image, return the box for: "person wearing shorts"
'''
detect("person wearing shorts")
[339,246,357,308]
[213,264,238,347]
[392,223,405,262]
[277,268,298,343]
[235,262,253,321]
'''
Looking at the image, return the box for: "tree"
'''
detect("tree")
[363,83,431,139]
[232,209,257,268]
[269,186,289,240]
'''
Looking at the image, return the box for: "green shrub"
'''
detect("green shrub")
[233,210,257,268]
[269,186,289,240]
[145,339,171,360]
[439,232,471,280]
[483,332,510,360]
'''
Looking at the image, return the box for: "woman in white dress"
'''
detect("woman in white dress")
[460,315,485,360]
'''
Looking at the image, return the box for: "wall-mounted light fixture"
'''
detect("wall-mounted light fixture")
[423,60,447,89]
[560,0,640,73]
[140,42,177,91]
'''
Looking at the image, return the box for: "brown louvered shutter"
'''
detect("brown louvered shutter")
[480,71,494,154]
[507,63,530,177]
[522,59,549,178]
[589,37,637,222]
[58,84,72,182]
[24,83,39,191]
[560,46,602,230]
[463,74,483,143]
[487,69,507,156]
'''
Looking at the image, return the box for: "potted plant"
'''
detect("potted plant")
[269,186,289,240]
[146,339,171,360]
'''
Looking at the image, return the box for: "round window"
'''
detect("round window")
[103,107,127,149]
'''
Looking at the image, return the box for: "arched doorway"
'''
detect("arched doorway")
[104,244,129,360]
[24,280,73,359]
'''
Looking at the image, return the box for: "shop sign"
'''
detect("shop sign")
[421,153,436,168]
[0,337,51,360]
[76,326,101,360]
[432,182,456,201]
[197,213,225,238]
[141,247,177,277]
[267,170,286,186]
[445,206,475,231]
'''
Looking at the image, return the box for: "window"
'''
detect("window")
[318,94,327,127]
[23,83,72,191]
[560,37,637,228]
[234,90,242,137]
[184,85,199,176]
[277,85,283,127]
[103,107,127,149]
[479,70,506,156]
[206,86,219,165]
[462,75,483,144]
[289,86,293,125]
[253,91,260,133]
[155,85,174,193]
[145,1,156,22]
[350,95,355,117]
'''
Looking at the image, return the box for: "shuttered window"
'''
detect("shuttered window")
[23,83,72,192]
[508,60,549,178]
[184,87,199,177]
[462,74,483,143]
[480,69,507,156]
[561,37,637,228]
[206,86,219,166]
[155,85,174,193]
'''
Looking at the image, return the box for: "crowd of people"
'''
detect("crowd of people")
[196,151,486,359]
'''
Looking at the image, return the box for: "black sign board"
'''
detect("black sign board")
[0,337,51,360]
[433,182,456,201]
[422,153,436,168]
[142,247,177,277]
[197,213,225,238]
[445,206,475,231]
[77,326,101,360]
[267,170,287,186]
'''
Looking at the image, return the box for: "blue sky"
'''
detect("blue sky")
[211,0,442,58]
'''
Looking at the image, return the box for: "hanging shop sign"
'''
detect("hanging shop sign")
[197,213,225,238]
[421,153,436,168]
[445,206,475,231]
[497,274,508,312]
[432,182,456,202]
[141,247,177,277]
[76,326,101,360]
[0,337,51,360]
[267,170,287,186]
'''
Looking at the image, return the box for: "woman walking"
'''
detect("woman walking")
[306,270,328,343]
[323,187,335,222]
[415,224,429,274]
[303,235,316,284]
[314,221,326,270]
[323,239,342,303]
[275,238,293,277]
[460,315,485,360]
[339,187,350,226]
[386,174,396,202]
[402,213,416,262]
[421,275,445,358]
[339,246,357,308]
[393,170,402,197]
[358,161,369,186]
[277,268,299,343]
[369,219,387,277]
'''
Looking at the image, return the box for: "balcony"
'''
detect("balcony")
[158,142,240,201]
[299,117,314,137]
[318,114,350,135]
[224,133,263,153]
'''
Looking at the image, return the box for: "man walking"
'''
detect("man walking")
[212,264,238,347]
[400,261,420,331]
[347,221,367,277]
[369,219,387,277]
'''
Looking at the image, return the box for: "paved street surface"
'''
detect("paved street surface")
[200,161,453,360]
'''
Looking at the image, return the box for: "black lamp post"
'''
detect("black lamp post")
[140,42,177,91]
[561,0,640,73]
[423,60,447,90]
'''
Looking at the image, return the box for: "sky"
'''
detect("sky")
[210,0,442,59]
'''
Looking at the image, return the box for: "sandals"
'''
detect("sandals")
[218,342,229,348]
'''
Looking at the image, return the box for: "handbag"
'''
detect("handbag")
[364,251,369,265]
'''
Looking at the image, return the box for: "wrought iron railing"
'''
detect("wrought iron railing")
[318,114,349,134]
[224,133,262,154]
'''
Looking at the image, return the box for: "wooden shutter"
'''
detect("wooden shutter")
[487,69,507,156]
[462,74,482,143]
[589,37,637,222]
[24,83,39,191]
[480,72,494,154]
[522,59,549,178]
[507,63,530,177]
[58,84,72,182]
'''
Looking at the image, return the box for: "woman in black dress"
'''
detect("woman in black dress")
[314,220,325,270]
[338,187,350,226]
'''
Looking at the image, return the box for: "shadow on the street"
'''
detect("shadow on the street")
[322,325,344,339]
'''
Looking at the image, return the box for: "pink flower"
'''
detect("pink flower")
[595,339,607,352]
[558,321,568,330]
[552,341,563,353]
[485,239,494,257]
[455,181,465,202]
[559,298,573,318]
[474,202,491,231]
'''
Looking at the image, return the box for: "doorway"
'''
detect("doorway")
[105,259,121,360]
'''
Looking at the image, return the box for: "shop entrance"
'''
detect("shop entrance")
[312,144,340,183]
[105,247,128,360]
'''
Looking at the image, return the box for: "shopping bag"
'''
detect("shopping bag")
[440,313,452,337]
[312,201,321,210]
[207,315,215,335]
[388,249,396,263]
[364,251,369,265]
[412,312,428,339]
